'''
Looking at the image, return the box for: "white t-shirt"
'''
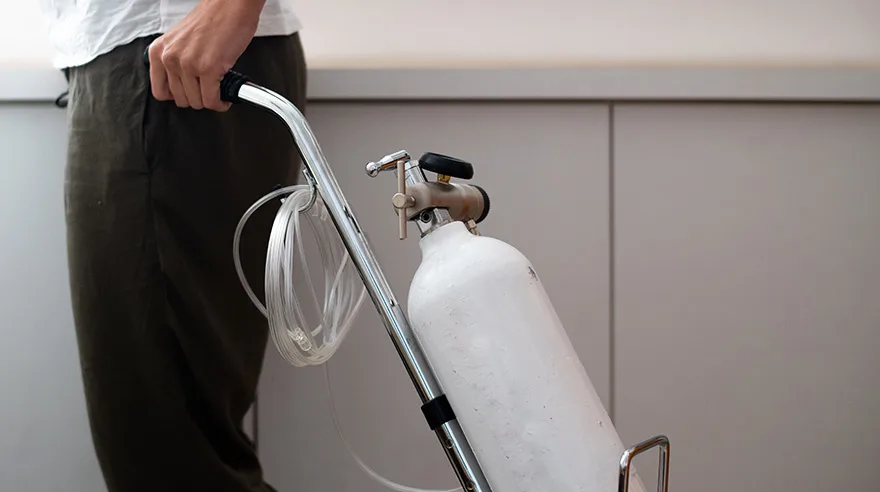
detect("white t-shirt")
[40,0,302,68]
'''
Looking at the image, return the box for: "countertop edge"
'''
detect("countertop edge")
[3,65,880,103]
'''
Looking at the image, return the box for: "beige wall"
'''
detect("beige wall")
[12,1,880,66]
[294,0,880,67]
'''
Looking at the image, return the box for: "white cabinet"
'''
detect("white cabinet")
[613,104,880,492]
[0,103,106,491]
[6,91,880,492]
[256,102,612,491]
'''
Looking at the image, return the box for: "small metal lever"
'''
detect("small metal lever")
[367,150,416,239]
[393,160,412,239]
[366,150,410,177]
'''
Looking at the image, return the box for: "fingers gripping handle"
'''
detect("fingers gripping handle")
[141,47,250,104]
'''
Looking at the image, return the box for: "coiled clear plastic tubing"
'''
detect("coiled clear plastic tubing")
[234,184,365,367]
[234,184,460,492]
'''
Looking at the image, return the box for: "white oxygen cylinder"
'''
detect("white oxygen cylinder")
[407,220,647,492]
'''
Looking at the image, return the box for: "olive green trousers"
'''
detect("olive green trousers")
[64,33,306,491]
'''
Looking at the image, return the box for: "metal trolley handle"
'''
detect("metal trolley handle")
[619,435,671,492]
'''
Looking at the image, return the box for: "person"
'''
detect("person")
[39,0,306,490]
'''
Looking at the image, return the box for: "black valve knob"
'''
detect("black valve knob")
[419,152,474,180]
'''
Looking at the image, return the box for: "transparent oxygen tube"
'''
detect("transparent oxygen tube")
[234,183,460,492]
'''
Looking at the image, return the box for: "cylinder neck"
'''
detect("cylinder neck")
[419,220,472,258]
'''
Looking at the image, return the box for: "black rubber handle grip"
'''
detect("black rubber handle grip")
[142,48,250,104]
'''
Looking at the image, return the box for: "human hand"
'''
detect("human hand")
[148,0,266,111]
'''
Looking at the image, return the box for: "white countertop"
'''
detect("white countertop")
[2,63,880,103]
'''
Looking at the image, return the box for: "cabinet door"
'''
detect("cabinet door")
[614,104,880,492]
[257,102,610,491]
[0,104,106,491]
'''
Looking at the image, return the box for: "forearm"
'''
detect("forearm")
[199,0,267,28]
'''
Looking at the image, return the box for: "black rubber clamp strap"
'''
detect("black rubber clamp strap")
[218,71,250,104]
[421,394,456,431]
